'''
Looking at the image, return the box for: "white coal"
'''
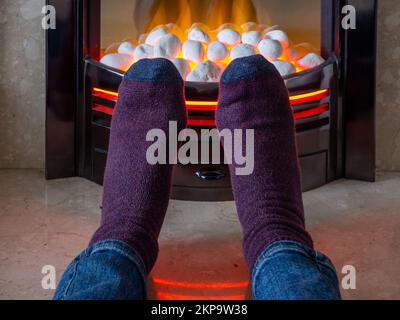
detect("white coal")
[217,29,241,46]
[241,22,259,32]
[171,58,191,80]
[258,39,283,61]
[231,44,256,60]
[154,34,181,59]
[182,40,205,64]
[134,44,154,61]
[187,61,221,83]
[265,30,289,49]
[241,31,262,46]
[296,53,325,69]
[272,61,296,76]
[145,27,168,46]
[264,25,280,33]
[188,27,211,44]
[138,34,147,44]
[100,53,134,70]
[117,42,136,56]
[206,41,229,62]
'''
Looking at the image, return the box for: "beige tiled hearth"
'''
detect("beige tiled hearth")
[1,169,400,300]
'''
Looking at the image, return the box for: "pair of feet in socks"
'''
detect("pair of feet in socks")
[90,55,313,275]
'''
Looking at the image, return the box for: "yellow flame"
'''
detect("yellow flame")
[145,0,260,35]
[231,0,257,27]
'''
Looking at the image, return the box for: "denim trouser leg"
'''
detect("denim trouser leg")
[54,240,147,300]
[55,239,341,300]
[252,240,341,300]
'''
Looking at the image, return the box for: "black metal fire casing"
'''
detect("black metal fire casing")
[342,0,377,182]
[45,0,77,179]
[83,56,338,201]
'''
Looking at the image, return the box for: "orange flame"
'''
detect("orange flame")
[145,0,261,36]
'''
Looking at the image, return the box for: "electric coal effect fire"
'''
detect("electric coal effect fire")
[46,0,377,201]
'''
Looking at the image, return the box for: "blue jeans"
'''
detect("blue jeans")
[54,240,341,300]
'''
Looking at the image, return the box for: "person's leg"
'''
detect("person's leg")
[216,55,341,300]
[54,58,186,300]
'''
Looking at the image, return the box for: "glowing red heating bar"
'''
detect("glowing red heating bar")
[187,119,216,127]
[92,88,330,126]
[186,100,218,111]
[185,89,330,111]
[293,104,329,120]
[92,88,118,101]
[289,89,329,105]
[93,104,113,115]
[93,88,329,107]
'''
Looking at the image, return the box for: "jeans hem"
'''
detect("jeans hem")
[58,239,147,299]
[88,239,147,279]
[252,240,338,286]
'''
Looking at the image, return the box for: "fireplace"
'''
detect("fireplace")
[46,0,377,201]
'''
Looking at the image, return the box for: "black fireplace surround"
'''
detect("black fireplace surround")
[46,0,377,201]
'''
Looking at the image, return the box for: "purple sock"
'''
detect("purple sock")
[90,58,186,274]
[216,55,314,270]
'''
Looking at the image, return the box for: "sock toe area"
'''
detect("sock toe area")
[125,58,183,82]
[221,55,277,83]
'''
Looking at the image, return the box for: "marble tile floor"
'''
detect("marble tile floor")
[1,169,400,300]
